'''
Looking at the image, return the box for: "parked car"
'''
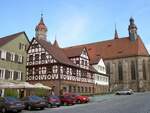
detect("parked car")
[45,95,61,108]
[21,96,46,110]
[64,93,89,104]
[59,95,76,106]
[115,89,133,95]
[0,96,25,113]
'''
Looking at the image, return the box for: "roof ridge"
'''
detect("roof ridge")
[0,31,26,47]
[0,31,25,39]
[64,36,129,49]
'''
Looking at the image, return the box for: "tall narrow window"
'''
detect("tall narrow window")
[5,70,10,79]
[15,54,18,63]
[14,71,18,80]
[143,60,146,80]
[69,86,72,92]
[35,67,39,75]
[118,62,123,80]
[78,86,80,93]
[106,63,110,74]
[131,61,136,80]
[0,69,5,79]
[6,52,11,61]
[46,66,52,74]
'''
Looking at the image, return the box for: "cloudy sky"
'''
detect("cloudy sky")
[1,0,150,52]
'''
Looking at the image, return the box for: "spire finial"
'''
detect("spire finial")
[114,23,119,39]
[41,13,43,18]
[40,13,44,23]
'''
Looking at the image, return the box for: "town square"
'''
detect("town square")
[0,0,150,113]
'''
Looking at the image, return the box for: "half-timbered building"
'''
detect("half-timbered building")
[26,16,108,95]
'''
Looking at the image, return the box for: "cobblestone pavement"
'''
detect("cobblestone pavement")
[21,92,150,113]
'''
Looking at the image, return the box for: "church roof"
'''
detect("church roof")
[64,36,149,62]
[0,31,29,47]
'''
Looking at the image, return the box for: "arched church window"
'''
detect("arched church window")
[106,63,110,74]
[118,62,123,80]
[131,61,136,80]
[143,60,146,80]
[148,60,150,77]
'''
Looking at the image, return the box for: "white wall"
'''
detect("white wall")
[93,59,109,85]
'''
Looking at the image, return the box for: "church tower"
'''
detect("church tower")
[35,14,48,40]
[128,17,138,41]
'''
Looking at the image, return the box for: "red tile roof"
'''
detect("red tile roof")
[34,38,97,73]
[63,46,85,58]
[0,31,28,47]
[38,39,77,67]
[64,37,149,64]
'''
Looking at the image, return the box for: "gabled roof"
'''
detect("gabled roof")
[30,38,97,73]
[0,31,29,47]
[64,36,149,62]
[34,38,79,68]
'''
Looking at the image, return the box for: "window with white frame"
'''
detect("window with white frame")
[0,68,5,79]
[13,71,22,80]
[18,71,22,80]
[10,70,14,80]
[10,52,15,61]
[1,50,6,60]
[18,55,23,63]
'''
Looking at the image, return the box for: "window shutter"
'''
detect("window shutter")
[21,72,23,80]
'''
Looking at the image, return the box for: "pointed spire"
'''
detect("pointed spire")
[114,24,119,39]
[53,35,59,48]
[40,13,44,23]
[53,39,59,48]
